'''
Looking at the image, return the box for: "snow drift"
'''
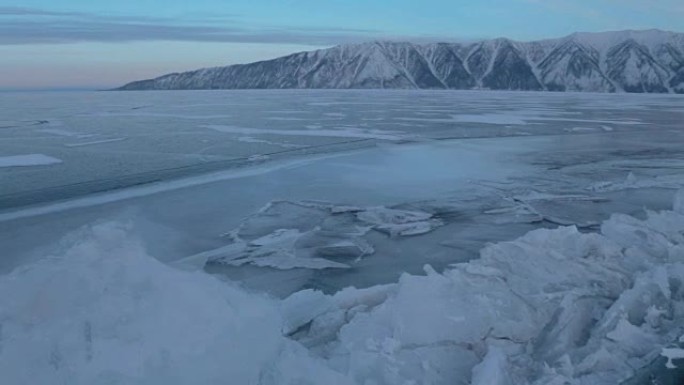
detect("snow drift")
[4,191,684,384]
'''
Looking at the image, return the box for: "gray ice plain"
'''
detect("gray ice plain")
[1,90,684,384]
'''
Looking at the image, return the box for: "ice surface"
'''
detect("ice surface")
[5,192,684,384]
[2,90,684,383]
[1,90,681,207]
[0,154,62,168]
[0,155,340,222]
[471,347,511,385]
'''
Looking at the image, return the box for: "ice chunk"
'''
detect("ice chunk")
[314,238,375,259]
[471,347,511,385]
[289,192,684,384]
[281,290,334,335]
[355,207,433,225]
[202,201,439,270]
[249,228,301,247]
[662,347,684,369]
[606,318,660,356]
[356,207,443,237]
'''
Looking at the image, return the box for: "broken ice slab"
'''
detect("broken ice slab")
[355,206,444,237]
[508,192,611,228]
[201,201,443,270]
[282,191,684,385]
[589,171,684,193]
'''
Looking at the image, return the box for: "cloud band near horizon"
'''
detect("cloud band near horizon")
[0,7,404,46]
[1,1,683,89]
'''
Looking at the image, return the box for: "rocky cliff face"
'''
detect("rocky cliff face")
[117,29,684,93]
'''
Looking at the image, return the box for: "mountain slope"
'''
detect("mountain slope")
[536,39,615,92]
[117,29,684,93]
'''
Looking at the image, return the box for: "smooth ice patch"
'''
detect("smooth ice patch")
[65,138,128,147]
[235,136,304,148]
[37,128,93,138]
[204,124,406,141]
[0,154,62,168]
[397,113,644,126]
[451,113,528,125]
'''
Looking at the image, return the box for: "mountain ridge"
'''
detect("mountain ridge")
[116,29,684,93]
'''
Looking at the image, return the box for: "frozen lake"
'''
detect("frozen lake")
[2,90,684,384]
[1,90,683,287]
[1,90,682,208]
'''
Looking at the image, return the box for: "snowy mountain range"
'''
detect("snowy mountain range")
[117,30,684,93]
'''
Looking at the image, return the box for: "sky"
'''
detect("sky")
[1,0,682,90]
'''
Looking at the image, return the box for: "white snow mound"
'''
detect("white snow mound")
[0,222,351,385]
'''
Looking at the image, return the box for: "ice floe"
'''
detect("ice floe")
[199,201,442,270]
